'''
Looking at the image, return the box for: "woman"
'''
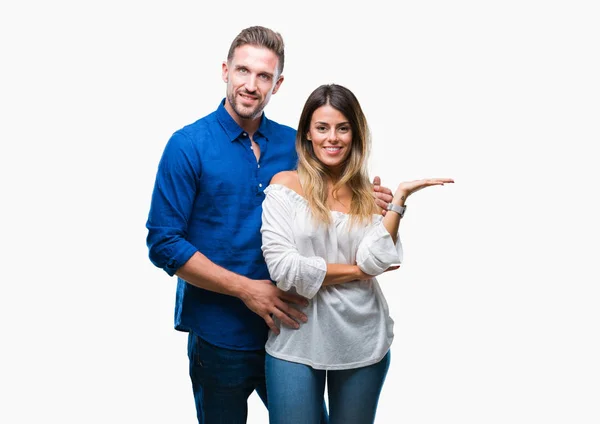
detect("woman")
[260,84,453,424]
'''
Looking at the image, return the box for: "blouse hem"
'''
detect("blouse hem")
[265,339,393,371]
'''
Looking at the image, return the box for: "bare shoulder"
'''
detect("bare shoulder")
[269,171,304,197]
[270,170,298,185]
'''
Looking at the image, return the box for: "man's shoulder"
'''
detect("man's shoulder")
[264,118,297,139]
[177,110,218,135]
[165,111,219,149]
[269,120,296,132]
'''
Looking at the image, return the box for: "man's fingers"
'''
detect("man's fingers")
[374,187,393,205]
[272,308,301,329]
[374,196,392,216]
[264,314,280,335]
[375,185,393,195]
[373,175,381,186]
[278,301,308,323]
[375,198,388,209]
[280,292,309,307]
[374,191,393,203]
[276,293,308,323]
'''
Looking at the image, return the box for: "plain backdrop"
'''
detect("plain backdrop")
[2,1,599,423]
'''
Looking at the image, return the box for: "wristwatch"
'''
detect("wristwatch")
[387,203,406,218]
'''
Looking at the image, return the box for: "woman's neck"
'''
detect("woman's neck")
[326,180,352,213]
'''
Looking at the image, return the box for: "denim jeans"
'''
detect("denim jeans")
[187,332,269,424]
[265,351,391,424]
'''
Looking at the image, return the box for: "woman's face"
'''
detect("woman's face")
[307,104,353,173]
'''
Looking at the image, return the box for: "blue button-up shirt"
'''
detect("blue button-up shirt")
[146,99,298,350]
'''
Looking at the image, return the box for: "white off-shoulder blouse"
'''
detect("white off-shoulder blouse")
[260,184,403,370]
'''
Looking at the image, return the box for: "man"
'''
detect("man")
[146,26,393,423]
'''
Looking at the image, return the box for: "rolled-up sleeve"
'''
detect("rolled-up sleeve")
[261,187,326,299]
[146,131,200,276]
[356,221,403,276]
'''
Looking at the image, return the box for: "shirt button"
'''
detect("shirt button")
[259,183,263,188]
[242,132,247,137]
[257,164,260,168]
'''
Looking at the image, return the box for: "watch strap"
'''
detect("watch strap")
[387,203,406,218]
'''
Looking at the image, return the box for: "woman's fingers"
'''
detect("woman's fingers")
[400,178,454,196]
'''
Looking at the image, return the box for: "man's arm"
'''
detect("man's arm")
[146,132,307,335]
[175,252,308,335]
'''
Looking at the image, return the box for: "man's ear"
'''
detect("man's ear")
[221,62,229,83]
[271,75,284,95]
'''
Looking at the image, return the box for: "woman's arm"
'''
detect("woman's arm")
[321,264,373,286]
[261,173,378,297]
[382,177,455,241]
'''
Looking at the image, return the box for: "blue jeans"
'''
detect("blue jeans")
[187,332,268,423]
[266,351,391,424]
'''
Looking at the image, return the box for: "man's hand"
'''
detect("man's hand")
[240,279,309,335]
[372,176,394,215]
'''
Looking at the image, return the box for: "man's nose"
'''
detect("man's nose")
[244,75,257,92]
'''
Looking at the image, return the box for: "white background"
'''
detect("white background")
[2,1,599,423]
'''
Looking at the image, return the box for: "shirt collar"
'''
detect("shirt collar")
[216,98,272,142]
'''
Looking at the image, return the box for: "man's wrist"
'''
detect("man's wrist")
[231,275,251,300]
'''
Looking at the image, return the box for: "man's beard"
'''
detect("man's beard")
[228,91,265,120]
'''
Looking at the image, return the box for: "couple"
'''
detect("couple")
[146,25,453,424]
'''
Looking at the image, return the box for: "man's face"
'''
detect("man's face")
[222,45,283,122]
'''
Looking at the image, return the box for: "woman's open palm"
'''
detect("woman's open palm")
[395,178,454,199]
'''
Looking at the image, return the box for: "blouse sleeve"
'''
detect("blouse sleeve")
[356,220,403,276]
[260,186,327,299]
